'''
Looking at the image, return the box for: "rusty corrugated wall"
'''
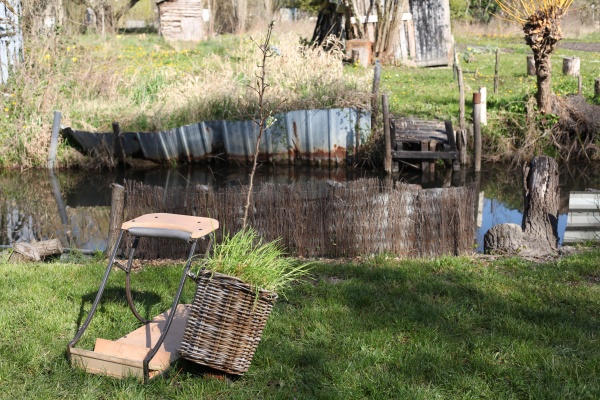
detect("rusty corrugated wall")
[65,108,370,166]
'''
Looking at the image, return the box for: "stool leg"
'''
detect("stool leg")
[125,236,150,324]
[67,229,125,353]
[142,239,198,382]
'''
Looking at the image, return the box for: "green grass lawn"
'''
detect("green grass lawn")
[1,249,599,399]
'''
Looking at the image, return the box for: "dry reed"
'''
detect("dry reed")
[122,178,476,260]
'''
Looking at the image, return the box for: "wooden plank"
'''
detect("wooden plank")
[568,193,600,211]
[564,192,600,243]
[69,304,190,379]
[117,304,189,354]
[566,213,600,228]
[444,120,457,152]
[420,141,429,171]
[392,150,458,160]
[394,134,448,144]
[70,348,148,379]
[563,230,600,244]
[94,338,172,369]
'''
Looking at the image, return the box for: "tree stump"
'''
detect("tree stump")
[562,56,580,76]
[527,55,536,76]
[483,156,560,257]
[484,223,524,254]
[595,77,600,100]
[521,156,560,254]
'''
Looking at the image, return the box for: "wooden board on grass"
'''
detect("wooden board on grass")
[70,304,190,379]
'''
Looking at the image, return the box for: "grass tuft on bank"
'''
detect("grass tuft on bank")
[0,249,599,398]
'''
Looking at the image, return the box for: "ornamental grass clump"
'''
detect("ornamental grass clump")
[197,228,311,294]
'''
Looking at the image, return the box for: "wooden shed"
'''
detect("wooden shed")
[156,0,205,42]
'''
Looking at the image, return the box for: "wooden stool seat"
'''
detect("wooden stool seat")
[121,213,219,242]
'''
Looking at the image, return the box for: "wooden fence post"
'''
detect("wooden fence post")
[494,48,500,94]
[47,111,61,169]
[106,183,125,257]
[457,64,465,130]
[473,92,482,173]
[371,60,382,130]
[382,94,392,174]
[563,56,580,76]
[578,74,583,95]
[112,122,127,166]
[444,120,460,171]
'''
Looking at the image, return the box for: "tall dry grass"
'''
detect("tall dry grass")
[0,26,372,169]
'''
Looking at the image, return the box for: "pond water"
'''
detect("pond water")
[2,162,599,254]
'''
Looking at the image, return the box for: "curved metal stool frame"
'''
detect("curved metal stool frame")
[67,213,218,383]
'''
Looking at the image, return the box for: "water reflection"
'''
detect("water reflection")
[1,162,599,253]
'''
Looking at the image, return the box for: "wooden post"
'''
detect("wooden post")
[595,78,600,99]
[106,183,125,257]
[420,141,429,172]
[382,94,392,174]
[527,55,536,76]
[444,120,460,171]
[479,86,487,126]
[112,122,127,166]
[458,129,467,166]
[48,169,71,244]
[457,64,465,130]
[351,50,360,65]
[562,56,580,76]
[494,48,500,94]
[371,60,381,130]
[47,111,61,169]
[428,141,436,174]
[578,74,583,95]
[473,92,482,173]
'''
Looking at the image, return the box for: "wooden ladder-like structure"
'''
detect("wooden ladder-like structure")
[391,118,459,172]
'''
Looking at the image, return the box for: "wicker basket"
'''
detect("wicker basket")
[179,270,278,375]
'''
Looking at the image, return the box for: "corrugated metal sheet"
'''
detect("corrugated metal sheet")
[0,0,22,84]
[64,129,141,157]
[65,108,370,165]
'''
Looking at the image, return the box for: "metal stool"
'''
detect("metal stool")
[67,213,219,382]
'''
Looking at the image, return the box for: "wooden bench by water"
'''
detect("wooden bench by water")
[390,117,460,172]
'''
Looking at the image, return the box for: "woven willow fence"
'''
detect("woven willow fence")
[123,178,476,259]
